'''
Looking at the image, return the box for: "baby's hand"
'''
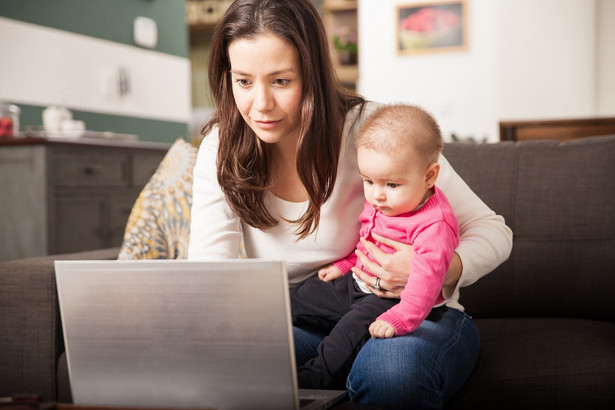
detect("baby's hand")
[318,265,343,282]
[369,319,396,338]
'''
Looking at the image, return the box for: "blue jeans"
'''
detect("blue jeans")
[293,308,479,409]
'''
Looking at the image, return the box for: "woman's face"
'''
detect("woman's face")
[228,34,304,147]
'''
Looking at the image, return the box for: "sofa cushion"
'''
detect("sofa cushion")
[447,317,615,409]
[118,138,198,260]
[443,135,615,320]
[0,248,119,401]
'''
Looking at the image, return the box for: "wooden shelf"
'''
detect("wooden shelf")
[189,22,217,31]
[186,0,230,36]
[334,64,359,84]
[189,23,217,37]
[323,1,358,12]
[323,0,359,86]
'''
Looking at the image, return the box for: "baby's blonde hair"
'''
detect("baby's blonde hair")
[357,104,443,167]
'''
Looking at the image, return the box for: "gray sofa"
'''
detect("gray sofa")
[1,135,614,408]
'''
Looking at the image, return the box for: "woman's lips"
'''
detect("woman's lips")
[254,119,281,129]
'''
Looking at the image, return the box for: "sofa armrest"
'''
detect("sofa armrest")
[0,248,119,400]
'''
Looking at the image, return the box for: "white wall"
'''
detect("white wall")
[358,0,612,142]
[598,0,615,115]
[491,0,596,121]
[0,17,190,123]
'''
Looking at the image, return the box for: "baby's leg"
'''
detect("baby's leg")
[297,281,398,389]
[290,275,354,329]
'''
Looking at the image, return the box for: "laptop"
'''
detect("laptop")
[54,259,346,410]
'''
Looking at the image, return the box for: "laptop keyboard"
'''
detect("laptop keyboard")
[300,398,316,407]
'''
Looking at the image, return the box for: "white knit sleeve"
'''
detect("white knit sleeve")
[437,154,513,293]
[188,127,243,260]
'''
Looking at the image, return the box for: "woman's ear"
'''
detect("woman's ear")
[424,163,440,189]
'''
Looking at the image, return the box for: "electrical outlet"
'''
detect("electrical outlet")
[134,16,158,49]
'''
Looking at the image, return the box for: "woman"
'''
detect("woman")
[188,0,512,408]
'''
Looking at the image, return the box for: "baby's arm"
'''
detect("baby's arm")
[319,249,359,281]
[376,220,458,337]
[317,250,358,282]
[369,319,395,338]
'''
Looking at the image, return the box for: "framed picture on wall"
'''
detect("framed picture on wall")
[397,0,468,55]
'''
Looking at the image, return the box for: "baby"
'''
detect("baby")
[291,104,459,389]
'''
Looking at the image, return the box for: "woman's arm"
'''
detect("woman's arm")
[352,154,512,298]
[188,127,244,260]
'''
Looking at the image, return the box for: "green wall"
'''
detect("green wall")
[0,0,188,58]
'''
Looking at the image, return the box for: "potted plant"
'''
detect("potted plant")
[332,25,358,65]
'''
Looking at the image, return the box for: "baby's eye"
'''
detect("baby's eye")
[363,179,374,186]
[387,183,399,188]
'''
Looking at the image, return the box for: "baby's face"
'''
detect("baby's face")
[357,146,430,216]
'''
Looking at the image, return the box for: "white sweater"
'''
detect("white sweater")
[188,102,513,311]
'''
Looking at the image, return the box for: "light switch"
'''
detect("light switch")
[134,16,158,49]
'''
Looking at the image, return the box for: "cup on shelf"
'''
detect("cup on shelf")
[43,105,73,138]
[60,119,86,139]
[0,101,20,138]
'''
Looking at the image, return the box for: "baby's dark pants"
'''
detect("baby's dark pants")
[290,274,398,389]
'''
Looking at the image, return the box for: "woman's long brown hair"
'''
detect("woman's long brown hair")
[202,0,365,239]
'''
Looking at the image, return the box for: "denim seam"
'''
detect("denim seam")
[346,377,356,398]
[434,310,467,391]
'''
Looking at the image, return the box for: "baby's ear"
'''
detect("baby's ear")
[425,163,440,188]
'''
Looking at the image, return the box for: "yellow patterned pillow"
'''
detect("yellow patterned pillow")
[118,138,198,260]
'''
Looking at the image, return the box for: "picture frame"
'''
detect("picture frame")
[396,0,468,55]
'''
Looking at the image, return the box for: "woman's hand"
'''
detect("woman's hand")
[351,233,414,298]
[351,233,464,299]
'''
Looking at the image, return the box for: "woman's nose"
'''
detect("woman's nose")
[253,84,274,112]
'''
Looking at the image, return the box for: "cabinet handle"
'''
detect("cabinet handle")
[82,165,103,175]
[121,161,129,182]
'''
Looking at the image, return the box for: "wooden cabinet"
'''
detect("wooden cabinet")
[0,138,169,261]
[499,117,615,142]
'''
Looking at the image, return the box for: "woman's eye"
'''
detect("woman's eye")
[234,79,250,87]
[274,78,289,86]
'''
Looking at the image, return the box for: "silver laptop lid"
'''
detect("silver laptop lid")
[55,259,300,410]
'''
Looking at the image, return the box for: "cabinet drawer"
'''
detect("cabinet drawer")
[51,196,106,254]
[132,151,166,187]
[53,154,129,187]
[109,192,139,228]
